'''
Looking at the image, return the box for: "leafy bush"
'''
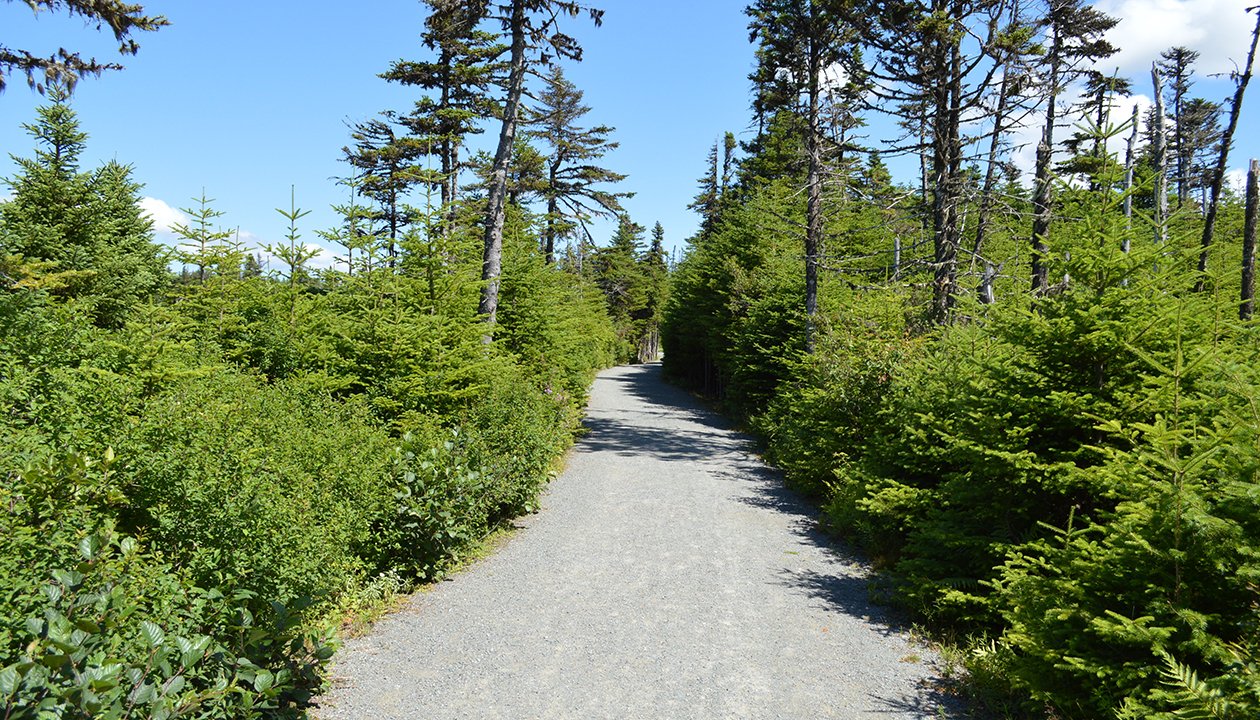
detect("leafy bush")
[992,343,1260,718]
[0,85,618,720]
[376,433,492,580]
[117,372,397,608]
[757,295,917,501]
[2,454,334,719]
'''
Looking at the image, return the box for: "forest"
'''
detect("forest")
[0,1,667,717]
[3,0,1260,718]
[664,0,1260,718]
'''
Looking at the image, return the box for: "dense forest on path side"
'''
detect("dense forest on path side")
[1,1,668,717]
[664,1,1260,718]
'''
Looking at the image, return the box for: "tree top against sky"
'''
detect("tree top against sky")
[1,0,167,93]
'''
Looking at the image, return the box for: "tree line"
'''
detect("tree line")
[0,1,668,717]
[666,1,1260,718]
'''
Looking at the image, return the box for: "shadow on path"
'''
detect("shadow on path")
[583,364,967,718]
[577,363,753,462]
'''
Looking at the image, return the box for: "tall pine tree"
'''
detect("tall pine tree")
[529,66,629,264]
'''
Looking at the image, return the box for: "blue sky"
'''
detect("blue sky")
[1,0,1257,266]
[0,1,753,265]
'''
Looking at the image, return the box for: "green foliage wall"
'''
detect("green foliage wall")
[663,132,1260,718]
[0,90,622,717]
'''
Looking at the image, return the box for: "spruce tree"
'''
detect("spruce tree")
[1060,71,1132,188]
[383,6,503,236]
[171,191,237,284]
[688,139,722,240]
[1180,98,1222,206]
[429,0,604,337]
[974,2,1037,262]
[1029,0,1118,295]
[638,221,669,361]
[1195,7,1260,290]
[1157,46,1200,209]
[1,0,167,92]
[845,0,1017,322]
[747,0,857,347]
[591,215,647,353]
[0,85,162,326]
[529,66,629,264]
[342,114,425,265]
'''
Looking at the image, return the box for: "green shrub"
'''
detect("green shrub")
[1,453,334,720]
[376,433,492,580]
[118,373,396,609]
[993,356,1260,718]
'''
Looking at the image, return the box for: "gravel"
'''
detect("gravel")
[315,363,960,719]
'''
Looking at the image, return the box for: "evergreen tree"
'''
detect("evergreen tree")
[591,215,650,357]
[0,85,163,326]
[747,0,857,346]
[0,85,92,264]
[1029,0,1118,294]
[171,191,234,283]
[266,188,317,289]
[1195,8,1260,290]
[846,0,1018,321]
[974,3,1037,261]
[593,215,644,321]
[638,221,669,361]
[528,66,629,264]
[1180,98,1222,207]
[433,0,605,336]
[318,177,378,277]
[383,6,503,235]
[342,114,425,264]
[1060,71,1132,188]
[1157,46,1200,209]
[86,159,166,323]
[720,131,738,195]
[687,138,722,240]
[1,0,167,92]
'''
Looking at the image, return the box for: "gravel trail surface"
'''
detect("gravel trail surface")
[316,363,958,719]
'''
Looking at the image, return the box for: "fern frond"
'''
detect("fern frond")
[1157,650,1233,720]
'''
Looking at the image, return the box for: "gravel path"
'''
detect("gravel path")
[316,363,958,719]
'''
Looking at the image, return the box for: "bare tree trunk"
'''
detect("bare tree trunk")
[438,47,457,240]
[1123,104,1138,253]
[1242,159,1259,319]
[930,41,963,323]
[1152,65,1169,249]
[1031,39,1060,295]
[478,0,527,337]
[980,262,996,305]
[1196,9,1260,292]
[918,117,930,235]
[974,63,1012,258]
[804,33,823,351]
[544,162,560,264]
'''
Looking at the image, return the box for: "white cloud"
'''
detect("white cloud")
[1102,92,1154,156]
[821,62,850,95]
[306,243,338,270]
[139,197,188,234]
[1095,0,1257,77]
[1226,167,1250,195]
[255,242,338,273]
[990,90,1154,183]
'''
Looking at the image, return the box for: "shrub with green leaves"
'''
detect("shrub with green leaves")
[377,433,492,580]
[117,372,396,608]
[1,454,334,720]
[0,84,619,720]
